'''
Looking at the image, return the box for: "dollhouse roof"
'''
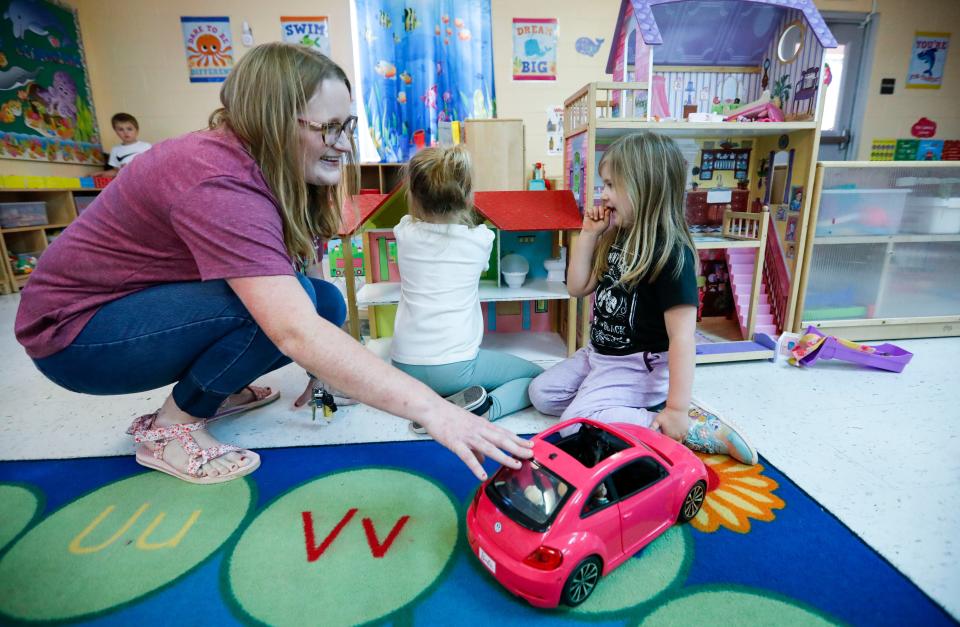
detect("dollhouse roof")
[340,193,390,235]
[473,190,582,232]
[605,0,837,74]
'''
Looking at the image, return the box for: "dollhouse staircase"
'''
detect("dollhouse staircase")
[725,248,778,339]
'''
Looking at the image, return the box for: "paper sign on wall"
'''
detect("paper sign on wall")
[281,16,330,56]
[870,139,896,161]
[181,17,234,83]
[906,32,949,90]
[546,106,563,156]
[513,19,558,81]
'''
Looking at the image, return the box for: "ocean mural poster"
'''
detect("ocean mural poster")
[513,18,557,81]
[281,16,330,56]
[180,16,234,83]
[0,0,103,164]
[355,0,496,162]
[906,31,950,89]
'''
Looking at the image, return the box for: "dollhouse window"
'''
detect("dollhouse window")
[777,22,805,64]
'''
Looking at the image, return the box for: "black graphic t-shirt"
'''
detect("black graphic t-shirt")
[590,244,699,355]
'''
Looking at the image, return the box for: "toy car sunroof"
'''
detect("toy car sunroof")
[542,421,632,468]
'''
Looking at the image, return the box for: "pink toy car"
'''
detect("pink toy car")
[466,418,707,608]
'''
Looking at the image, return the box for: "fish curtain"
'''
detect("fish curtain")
[354,0,495,162]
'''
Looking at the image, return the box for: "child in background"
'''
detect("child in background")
[391,145,544,433]
[104,113,151,177]
[529,132,758,464]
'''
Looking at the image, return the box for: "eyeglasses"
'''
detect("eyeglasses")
[297,115,358,146]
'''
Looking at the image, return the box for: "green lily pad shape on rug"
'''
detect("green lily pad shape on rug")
[0,484,42,552]
[570,525,693,616]
[0,473,253,622]
[639,586,840,625]
[227,468,459,627]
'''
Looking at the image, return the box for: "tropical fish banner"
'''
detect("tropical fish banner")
[280,16,330,56]
[0,0,103,164]
[180,16,234,83]
[512,18,557,81]
[906,31,950,90]
[355,0,496,162]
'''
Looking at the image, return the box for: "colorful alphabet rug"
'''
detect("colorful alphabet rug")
[0,441,954,626]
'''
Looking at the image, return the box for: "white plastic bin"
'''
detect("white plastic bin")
[816,189,910,236]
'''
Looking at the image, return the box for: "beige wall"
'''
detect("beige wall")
[850,0,960,159]
[3,0,956,177]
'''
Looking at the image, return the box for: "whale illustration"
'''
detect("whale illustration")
[575,37,604,57]
[0,66,40,91]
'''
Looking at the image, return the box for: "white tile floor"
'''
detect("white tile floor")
[1,292,958,618]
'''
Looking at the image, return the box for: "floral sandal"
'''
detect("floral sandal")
[126,413,261,484]
[209,385,280,421]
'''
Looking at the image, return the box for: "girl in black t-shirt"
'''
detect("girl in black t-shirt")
[529,132,757,465]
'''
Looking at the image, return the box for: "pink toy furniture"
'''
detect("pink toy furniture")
[466,418,707,608]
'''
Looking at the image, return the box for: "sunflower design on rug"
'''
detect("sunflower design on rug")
[690,453,785,534]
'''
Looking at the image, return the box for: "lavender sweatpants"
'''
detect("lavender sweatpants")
[528,345,669,428]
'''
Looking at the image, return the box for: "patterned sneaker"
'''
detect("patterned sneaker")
[410,386,489,435]
[682,398,758,465]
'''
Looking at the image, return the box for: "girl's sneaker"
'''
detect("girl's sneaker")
[683,398,758,465]
[410,386,488,435]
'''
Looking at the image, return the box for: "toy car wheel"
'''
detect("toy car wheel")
[561,556,602,607]
[678,480,706,523]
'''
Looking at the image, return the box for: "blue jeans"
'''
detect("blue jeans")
[392,349,544,421]
[34,275,345,418]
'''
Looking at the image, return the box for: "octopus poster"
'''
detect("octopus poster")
[180,16,234,83]
[0,0,104,164]
[354,0,496,162]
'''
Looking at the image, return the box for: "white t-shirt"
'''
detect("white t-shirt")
[108,141,152,168]
[390,214,495,365]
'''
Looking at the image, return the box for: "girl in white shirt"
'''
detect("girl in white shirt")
[391,145,544,433]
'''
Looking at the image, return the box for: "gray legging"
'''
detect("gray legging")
[392,349,544,421]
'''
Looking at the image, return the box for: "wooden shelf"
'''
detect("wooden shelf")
[1,223,71,234]
[358,279,571,307]
[366,331,569,367]
[0,188,101,193]
[813,233,960,245]
[693,234,763,250]
[596,121,817,138]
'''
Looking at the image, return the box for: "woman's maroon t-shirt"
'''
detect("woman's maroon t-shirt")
[15,128,296,359]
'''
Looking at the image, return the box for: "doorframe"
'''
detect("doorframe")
[820,10,880,160]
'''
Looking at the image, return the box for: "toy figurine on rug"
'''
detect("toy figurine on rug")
[788,326,913,373]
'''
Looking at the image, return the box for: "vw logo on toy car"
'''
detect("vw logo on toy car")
[494,522,502,533]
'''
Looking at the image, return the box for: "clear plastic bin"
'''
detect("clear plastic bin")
[0,201,48,228]
[900,196,960,234]
[816,189,910,236]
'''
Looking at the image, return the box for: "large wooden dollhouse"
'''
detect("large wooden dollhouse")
[342,188,584,364]
[565,0,836,362]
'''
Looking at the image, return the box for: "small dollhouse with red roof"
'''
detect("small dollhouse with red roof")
[341,188,582,361]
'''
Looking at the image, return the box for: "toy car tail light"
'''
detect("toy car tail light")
[523,546,563,571]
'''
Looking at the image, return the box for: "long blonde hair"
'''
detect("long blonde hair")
[403,145,477,226]
[208,43,358,263]
[594,132,696,286]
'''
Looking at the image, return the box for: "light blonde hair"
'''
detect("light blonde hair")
[208,42,358,264]
[594,132,696,287]
[403,145,477,226]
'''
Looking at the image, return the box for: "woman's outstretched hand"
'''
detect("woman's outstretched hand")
[418,400,533,481]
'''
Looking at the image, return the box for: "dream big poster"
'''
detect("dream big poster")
[512,18,557,81]
[181,16,234,83]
